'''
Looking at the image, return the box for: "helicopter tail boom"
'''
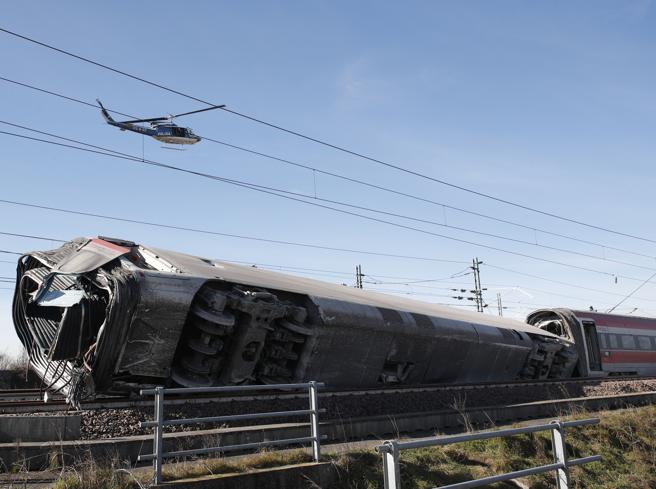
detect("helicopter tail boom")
[96,99,116,125]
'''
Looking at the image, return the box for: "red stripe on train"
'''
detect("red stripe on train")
[91,238,131,254]
[573,311,656,331]
[602,350,656,363]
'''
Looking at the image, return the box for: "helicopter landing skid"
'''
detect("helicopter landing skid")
[161,145,186,151]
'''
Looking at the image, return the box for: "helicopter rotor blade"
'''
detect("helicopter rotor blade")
[170,104,226,119]
[117,116,169,124]
[116,104,225,124]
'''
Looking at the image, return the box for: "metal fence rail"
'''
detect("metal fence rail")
[138,381,324,484]
[376,418,601,489]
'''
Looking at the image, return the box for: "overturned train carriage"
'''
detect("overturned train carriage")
[13,237,578,405]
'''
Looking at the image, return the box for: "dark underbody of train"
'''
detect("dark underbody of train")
[13,237,592,406]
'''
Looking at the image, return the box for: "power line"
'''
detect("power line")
[362,287,461,299]
[483,263,656,303]
[2,27,655,245]
[364,278,656,306]
[0,247,639,305]
[606,271,656,313]
[364,269,471,285]
[0,216,467,265]
[10,118,653,272]
[0,231,65,243]
[0,124,651,282]
[3,75,655,264]
[0,76,138,120]
[0,27,217,107]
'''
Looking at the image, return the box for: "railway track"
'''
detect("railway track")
[1,375,654,415]
[0,388,56,402]
[2,389,655,473]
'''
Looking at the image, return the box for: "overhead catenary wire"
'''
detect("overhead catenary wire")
[0,124,652,283]
[364,267,472,285]
[361,286,625,312]
[366,279,633,305]
[0,231,65,243]
[0,127,639,279]
[2,27,655,245]
[0,214,468,265]
[5,77,656,265]
[606,271,656,313]
[482,263,656,303]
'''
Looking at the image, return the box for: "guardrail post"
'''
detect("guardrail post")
[153,386,165,485]
[308,381,321,462]
[380,441,401,489]
[550,420,570,489]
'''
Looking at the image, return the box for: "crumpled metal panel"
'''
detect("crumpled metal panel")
[114,270,205,378]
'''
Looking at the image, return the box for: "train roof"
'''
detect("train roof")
[530,308,656,328]
[145,244,561,339]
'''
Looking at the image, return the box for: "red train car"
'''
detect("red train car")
[527,308,656,377]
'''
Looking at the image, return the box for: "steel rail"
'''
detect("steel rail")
[1,375,655,413]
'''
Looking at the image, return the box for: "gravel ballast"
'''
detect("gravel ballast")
[76,379,656,439]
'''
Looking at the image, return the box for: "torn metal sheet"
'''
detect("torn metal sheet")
[54,238,131,274]
[35,289,86,307]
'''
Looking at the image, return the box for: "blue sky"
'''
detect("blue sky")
[2,1,656,354]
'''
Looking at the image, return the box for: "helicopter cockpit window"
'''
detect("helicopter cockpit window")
[172,127,188,137]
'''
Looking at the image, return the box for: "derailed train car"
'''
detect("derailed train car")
[12,237,578,405]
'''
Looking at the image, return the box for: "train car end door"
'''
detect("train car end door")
[582,320,602,372]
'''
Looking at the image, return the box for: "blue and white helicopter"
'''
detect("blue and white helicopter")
[96,99,224,146]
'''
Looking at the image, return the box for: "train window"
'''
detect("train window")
[621,335,636,350]
[598,334,607,349]
[637,336,651,350]
[609,334,618,348]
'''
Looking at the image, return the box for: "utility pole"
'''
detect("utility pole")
[355,264,363,289]
[471,258,486,313]
[497,292,503,317]
[450,258,487,311]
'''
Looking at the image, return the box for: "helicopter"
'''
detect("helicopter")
[96,99,225,146]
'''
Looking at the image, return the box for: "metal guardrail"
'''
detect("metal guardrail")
[138,381,324,484]
[376,418,601,489]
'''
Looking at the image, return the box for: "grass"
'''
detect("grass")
[331,404,656,489]
[47,404,656,488]
[49,450,315,488]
